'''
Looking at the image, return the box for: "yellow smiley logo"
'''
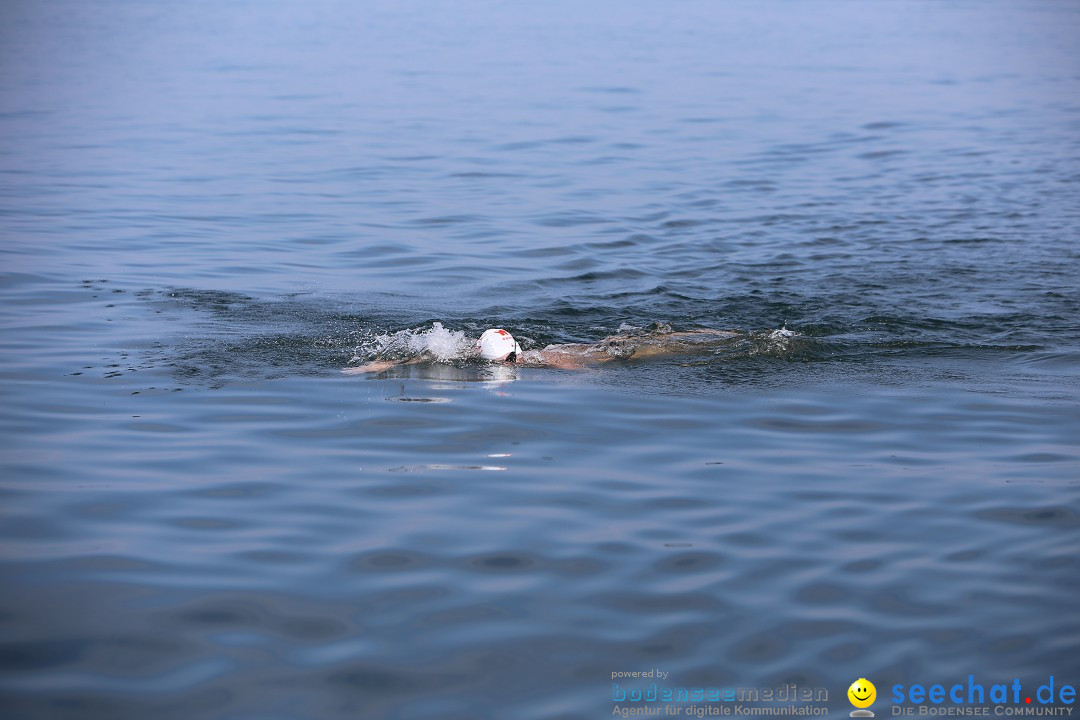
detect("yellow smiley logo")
[848,678,877,708]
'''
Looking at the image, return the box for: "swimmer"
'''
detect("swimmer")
[343,326,739,374]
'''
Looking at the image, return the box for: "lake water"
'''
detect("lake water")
[1,1,1079,718]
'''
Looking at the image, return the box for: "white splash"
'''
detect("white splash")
[763,326,799,353]
[616,321,672,335]
[352,322,475,363]
[712,326,803,358]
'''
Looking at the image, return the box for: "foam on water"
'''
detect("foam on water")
[351,321,477,364]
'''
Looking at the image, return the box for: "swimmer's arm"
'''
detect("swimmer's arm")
[342,356,428,375]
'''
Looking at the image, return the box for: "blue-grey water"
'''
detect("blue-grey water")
[2,1,1079,718]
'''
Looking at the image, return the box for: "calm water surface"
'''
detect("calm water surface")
[1,1,1079,718]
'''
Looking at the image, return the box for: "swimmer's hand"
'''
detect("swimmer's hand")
[342,354,434,375]
[342,360,398,375]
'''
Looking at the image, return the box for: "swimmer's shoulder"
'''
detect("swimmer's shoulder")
[518,347,594,370]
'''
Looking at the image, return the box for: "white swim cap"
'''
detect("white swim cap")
[476,328,521,361]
